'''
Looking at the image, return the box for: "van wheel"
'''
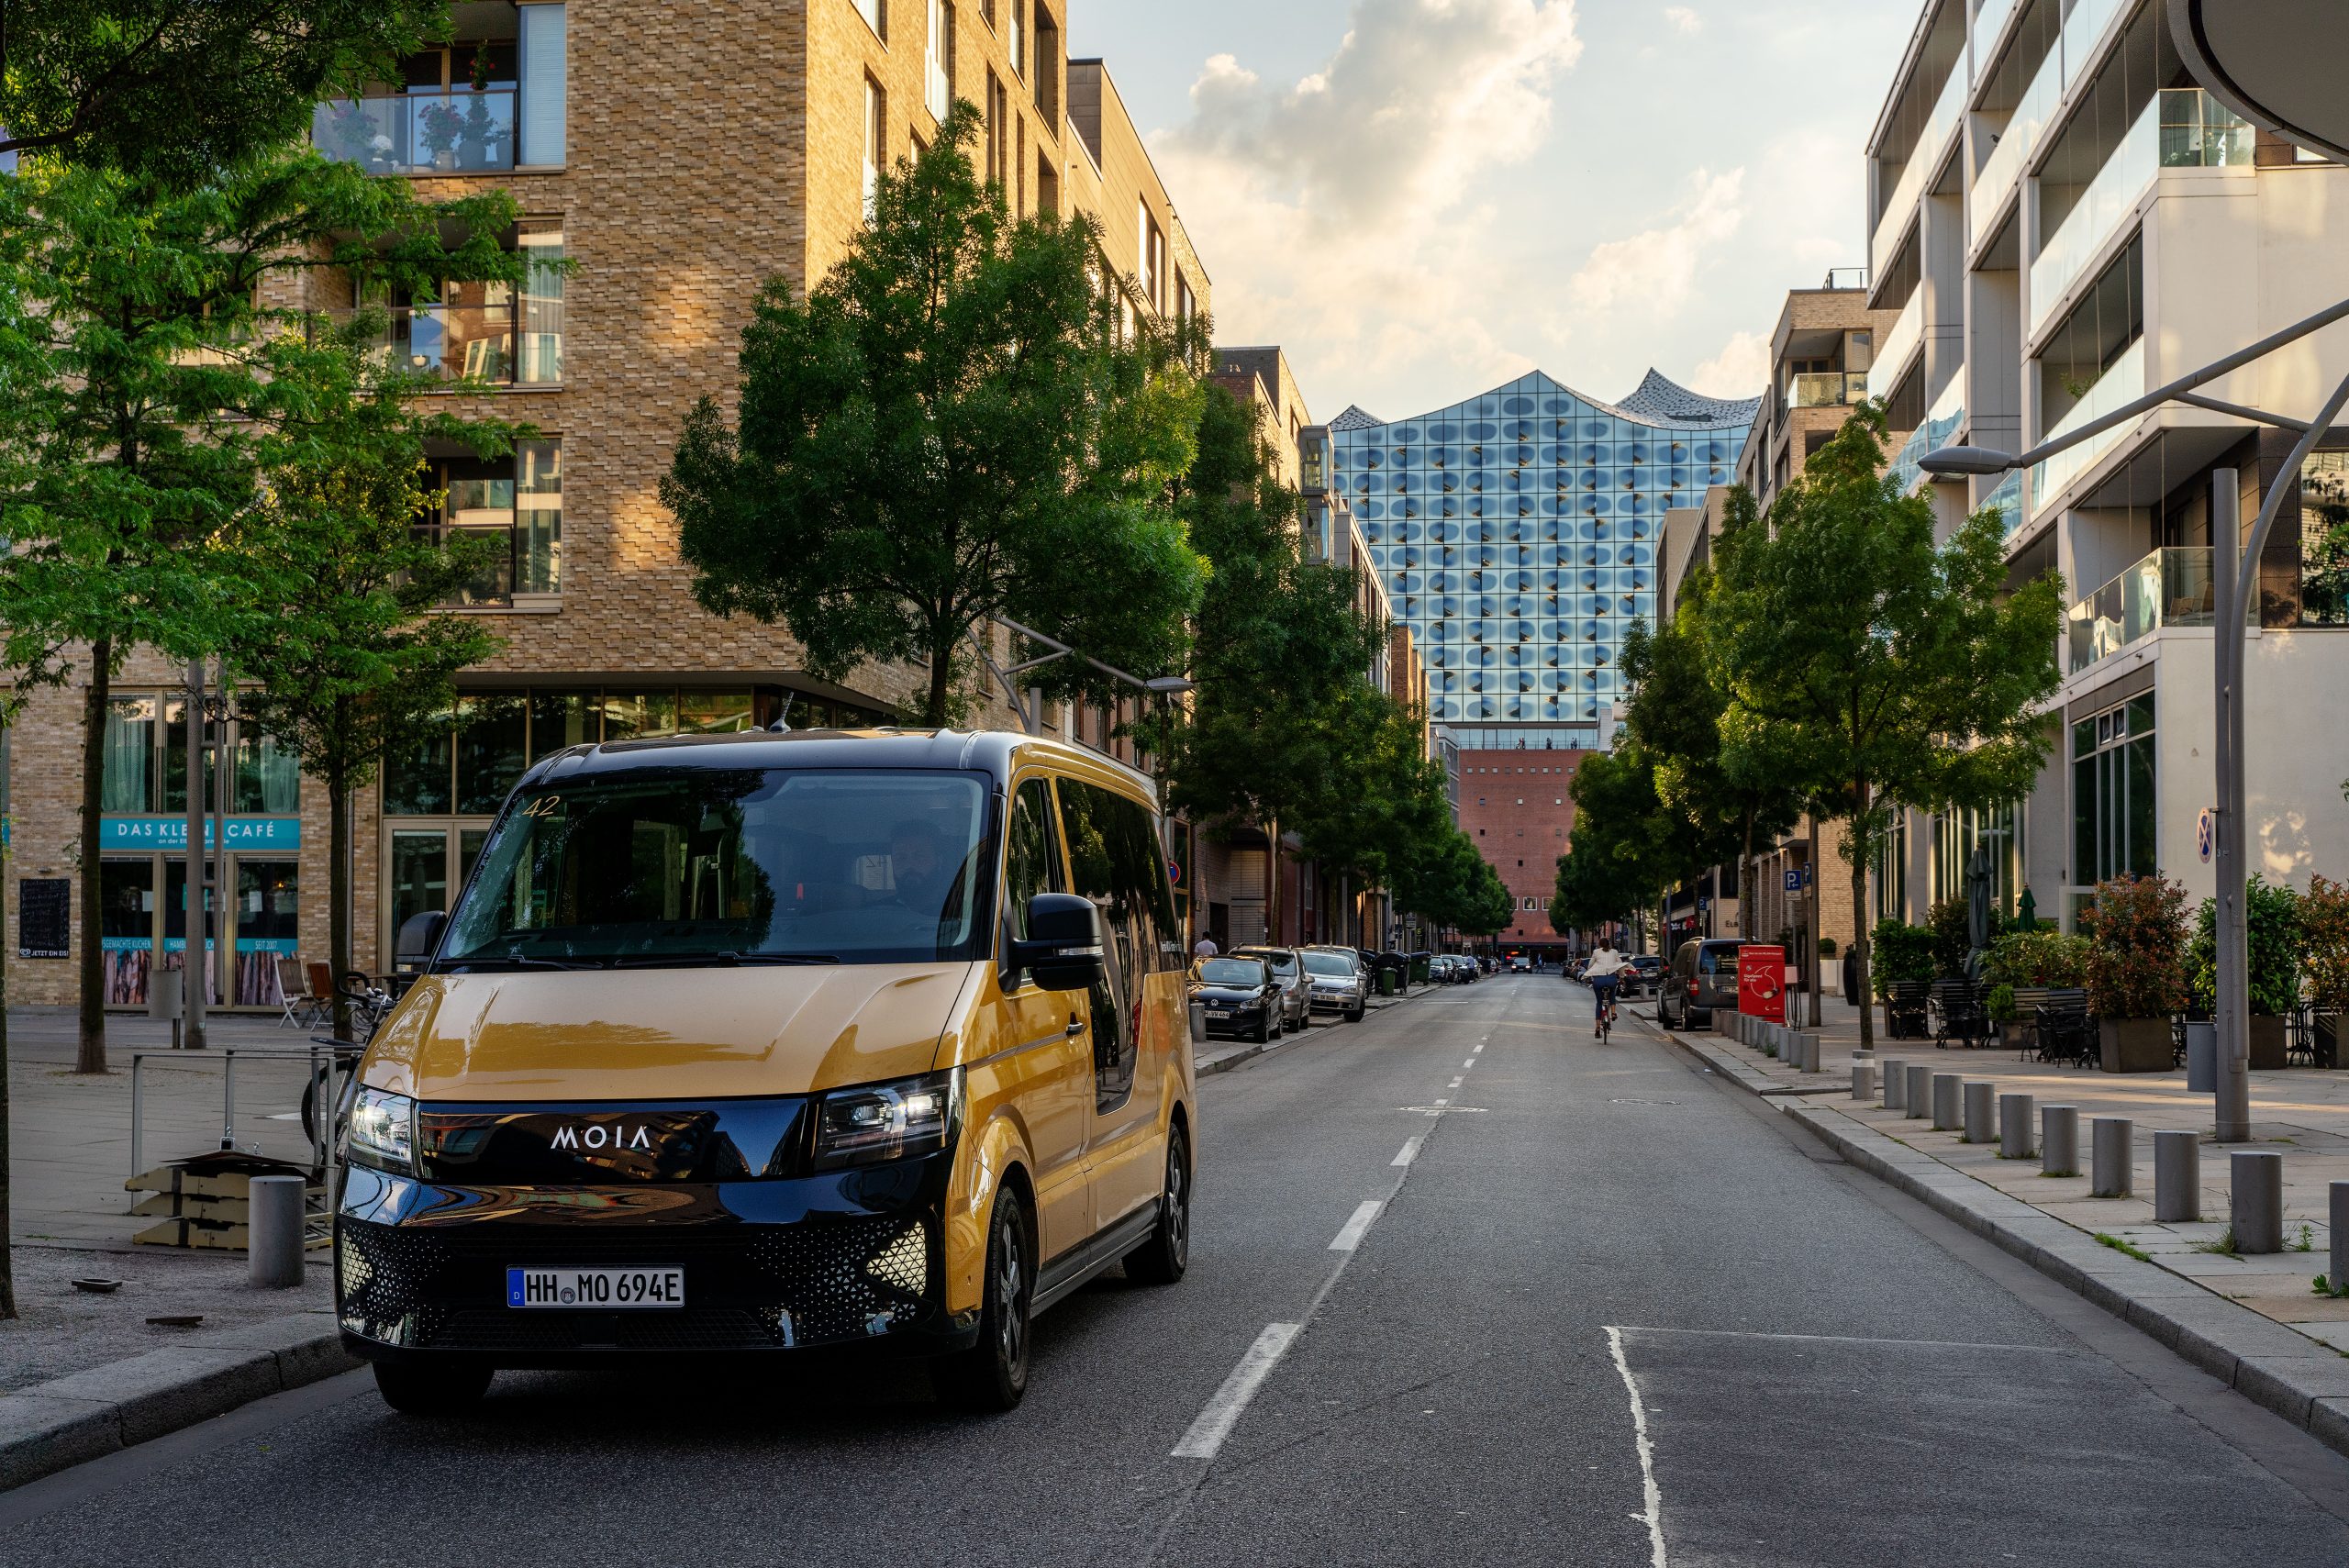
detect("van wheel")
[373,1360,492,1416]
[935,1188,1034,1412]
[1123,1131,1191,1285]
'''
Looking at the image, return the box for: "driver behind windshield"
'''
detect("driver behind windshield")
[889,818,949,917]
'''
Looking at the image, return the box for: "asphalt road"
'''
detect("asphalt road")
[6,973,2348,1566]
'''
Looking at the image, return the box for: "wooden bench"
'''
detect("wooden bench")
[1931,979,1988,1049]
[2005,986,2088,1061]
[1883,979,1931,1040]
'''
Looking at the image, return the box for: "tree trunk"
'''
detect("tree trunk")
[76,642,112,1074]
[1852,780,1874,1051]
[925,636,954,728]
[329,767,352,1042]
[1,850,16,1318]
[1739,810,1756,940]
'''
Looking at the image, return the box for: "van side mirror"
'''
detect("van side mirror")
[1010,893,1104,991]
[395,910,448,969]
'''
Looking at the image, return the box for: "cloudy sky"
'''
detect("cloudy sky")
[1070,0,1917,425]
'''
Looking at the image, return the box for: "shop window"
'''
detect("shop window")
[2072,695,2156,899]
[602,689,679,743]
[233,729,300,815]
[680,692,757,734]
[529,690,598,757]
[455,692,529,814]
[103,698,158,812]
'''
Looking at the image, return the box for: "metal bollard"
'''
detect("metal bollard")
[1852,1061,1877,1100]
[2043,1105,2080,1176]
[1905,1062,1932,1119]
[1998,1093,2035,1160]
[2090,1118,2132,1197]
[249,1173,307,1287]
[2153,1129,2199,1222]
[1190,1000,1208,1045]
[1931,1073,1963,1131]
[1880,1058,1908,1111]
[2332,1182,2349,1295]
[2230,1151,2284,1253]
[1961,1081,1996,1143]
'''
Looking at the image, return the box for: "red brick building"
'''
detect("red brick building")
[1453,746,1590,959]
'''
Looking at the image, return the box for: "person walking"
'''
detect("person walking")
[1193,934,1219,960]
[1584,941,1629,1040]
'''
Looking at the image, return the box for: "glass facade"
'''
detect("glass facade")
[2072,694,2156,906]
[1330,371,1755,724]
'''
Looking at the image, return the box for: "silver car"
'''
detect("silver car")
[1301,947,1370,1021]
[1234,947,1313,1030]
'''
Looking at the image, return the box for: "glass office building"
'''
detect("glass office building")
[1330,370,1757,730]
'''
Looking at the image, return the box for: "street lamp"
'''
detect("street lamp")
[1917,298,2349,1143]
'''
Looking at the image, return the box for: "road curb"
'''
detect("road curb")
[1653,1022,2349,1461]
[1197,986,1431,1078]
[0,1310,357,1493]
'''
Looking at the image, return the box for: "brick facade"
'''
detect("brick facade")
[1453,747,1589,953]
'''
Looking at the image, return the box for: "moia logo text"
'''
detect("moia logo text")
[550,1124,656,1151]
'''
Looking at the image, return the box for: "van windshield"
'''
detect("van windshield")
[440,767,995,967]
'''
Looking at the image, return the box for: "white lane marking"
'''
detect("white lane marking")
[1329,1199,1384,1252]
[1448,1076,1463,1089]
[1434,1097,1449,1106]
[1392,1136,1424,1167]
[1462,1058,1476,1070]
[1606,1326,1670,1568]
[1473,1042,1485,1054]
[1171,1323,1301,1460]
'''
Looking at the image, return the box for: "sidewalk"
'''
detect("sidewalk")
[1640,995,2349,1456]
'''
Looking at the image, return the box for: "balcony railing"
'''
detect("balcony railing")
[1887,375,1964,495]
[312,88,517,175]
[351,301,562,386]
[1868,286,1923,401]
[1787,372,1869,409]
[1986,470,2022,539]
[1973,0,2021,72]
[2030,335,2144,515]
[2060,0,2127,94]
[1972,32,2064,250]
[2066,546,2213,672]
[1872,61,1966,282]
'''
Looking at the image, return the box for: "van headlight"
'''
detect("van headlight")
[346,1087,417,1173]
[813,1069,962,1171]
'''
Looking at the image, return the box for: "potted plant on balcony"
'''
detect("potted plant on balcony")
[2188,874,2303,1069]
[2082,874,2189,1072]
[2304,874,2349,1065]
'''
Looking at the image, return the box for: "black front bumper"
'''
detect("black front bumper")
[336,1156,977,1368]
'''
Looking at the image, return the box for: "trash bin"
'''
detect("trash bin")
[1409,952,1431,985]
[1375,968,1397,998]
[2185,1021,2216,1093]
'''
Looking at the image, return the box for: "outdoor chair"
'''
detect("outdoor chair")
[1930,979,1988,1049]
[276,957,327,1029]
[2035,999,2096,1068]
[1884,980,1931,1040]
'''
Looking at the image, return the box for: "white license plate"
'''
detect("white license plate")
[506,1266,685,1309]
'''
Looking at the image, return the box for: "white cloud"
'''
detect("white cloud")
[1567,167,1745,317]
[1664,6,1701,34]
[1687,328,1769,398]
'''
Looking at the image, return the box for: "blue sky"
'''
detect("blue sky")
[1069,0,1917,425]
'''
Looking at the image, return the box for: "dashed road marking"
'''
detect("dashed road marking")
[1392,1136,1424,1167]
[1329,1199,1384,1252]
[1463,1058,1476,1070]
[1448,1076,1463,1088]
[1171,1323,1302,1461]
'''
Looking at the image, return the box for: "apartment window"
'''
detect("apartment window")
[419,439,563,604]
[1175,271,1196,327]
[310,2,565,174]
[1015,112,1026,214]
[985,68,1003,183]
[371,219,564,386]
[2299,450,2349,626]
[980,0,996,27]
[925,0,953,120]
[854,0,886,40]
[2072,695,2155,901]
[1009,0,1024,77]
[1032,5,1058,119]
[1137,202,1164,315]
[863,76,885,217]
[1036,149,1058,216]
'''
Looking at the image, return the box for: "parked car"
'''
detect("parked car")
[1659,939,1746,1029]
[1627,953,1664,996]
[1233,946,1313,1030]
[1300,947,1370,1021]
[1191,955,1285,1042]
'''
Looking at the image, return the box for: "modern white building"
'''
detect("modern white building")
[1865,0,2349,930]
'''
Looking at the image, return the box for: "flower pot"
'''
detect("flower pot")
[2249,1013,2287,1070]
[2099,1017,2172,1073]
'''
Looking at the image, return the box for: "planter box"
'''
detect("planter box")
[2099,1017,2172,1073]
[2250,1013,2287,1071]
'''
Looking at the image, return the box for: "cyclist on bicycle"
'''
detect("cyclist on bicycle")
[1584,941,1630,1039]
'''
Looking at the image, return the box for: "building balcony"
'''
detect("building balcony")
[2066,546,2212,673]
[1973,32,2063,252]
[1867,286,1923,402]
[1787,372,1869,409]
[1887,376,1963,495]
[2030,335,2143,517]
[347,301,562,386]
[313,89,518,175]
[1871,61,1965,284]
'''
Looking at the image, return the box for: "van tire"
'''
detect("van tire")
[373,1360,492,1416]
[934,1187,1034,1412]
[1122,1130,1191,1285]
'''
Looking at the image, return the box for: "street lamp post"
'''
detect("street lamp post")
[1920,302,2349,1141]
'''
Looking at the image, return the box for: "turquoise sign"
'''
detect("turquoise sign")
[100,817,302,851]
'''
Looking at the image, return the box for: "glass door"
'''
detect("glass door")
[161,858,222,1006]
[100,858,157,1006]
[234,860,300,1006]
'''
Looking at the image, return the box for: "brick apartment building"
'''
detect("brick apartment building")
[1453,746,1589,960]
[7,0,1216,1015]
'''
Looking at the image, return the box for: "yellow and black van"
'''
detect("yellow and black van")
[335,728,1194,1412]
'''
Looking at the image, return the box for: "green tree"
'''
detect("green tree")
[0,0,445,185]
[664,105,1206,727]
[1707,404,2065,1047]
[0,149,523,1073]
[223,320,516,1039]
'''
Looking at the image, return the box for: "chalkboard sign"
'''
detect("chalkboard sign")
[18,878,70,959]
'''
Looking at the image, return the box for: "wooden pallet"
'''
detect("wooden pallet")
[126,1150,326,1251]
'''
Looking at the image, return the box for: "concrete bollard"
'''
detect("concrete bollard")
[1905,1062,1932,1119]
[2090,1118,2132,1197]
[2332,1182,2349,1295]
[1961,1081,1996,1143]
[2230,1151,2284,1253]
[2153,1129,2199,1222]
[249,1173,307,1288]
[1880,1059,1908,1111]
[1190,1000,1208,1045]
[1998,1093,2035,1160]
[2043,1105,2080,1176]
[1852,1061,1877,1100]
[1931,1073,1963,1131]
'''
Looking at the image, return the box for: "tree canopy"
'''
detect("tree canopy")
[664,103,1207,726]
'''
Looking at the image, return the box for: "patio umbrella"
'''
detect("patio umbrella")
[1965,844,1995,982]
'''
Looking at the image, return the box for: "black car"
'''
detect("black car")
[1189,956,1284,1043]
[1626,954,1664,996]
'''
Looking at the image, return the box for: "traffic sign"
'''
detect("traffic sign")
[1167,860,1182,884]
[2198,806,2214,864]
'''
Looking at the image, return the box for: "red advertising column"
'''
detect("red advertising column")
[1738,944,1787,1023]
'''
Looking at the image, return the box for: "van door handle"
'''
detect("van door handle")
[1064,1017,1086,1037]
